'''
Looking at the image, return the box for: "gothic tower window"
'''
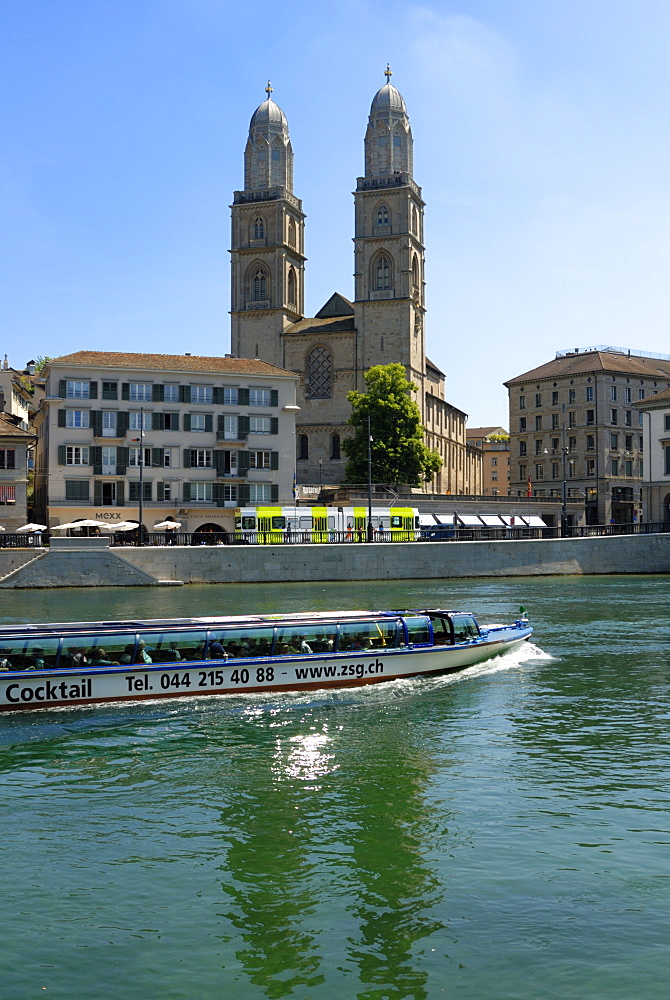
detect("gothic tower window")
[307,346,332,398]
[374,254,392,291]
[411,254,419,295]
[250,265,269,302]
[377,204,389,227]
[253,217,265,240]
[288,217,296,247]
[330,433,341,460]
[287,267,297,307]
[298,434,309,460]
[412,205,418,233]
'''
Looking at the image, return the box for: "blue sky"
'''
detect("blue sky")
[2,0,669,426]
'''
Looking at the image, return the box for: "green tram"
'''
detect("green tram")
[234,506,420,543]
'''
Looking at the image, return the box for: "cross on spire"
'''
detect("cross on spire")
[265,79,273,98]
[385,63,392,84]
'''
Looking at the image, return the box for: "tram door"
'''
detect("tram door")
[257,514,285,544]
[312,506,329,543]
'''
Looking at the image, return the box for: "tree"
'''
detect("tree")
[343,364,442,486]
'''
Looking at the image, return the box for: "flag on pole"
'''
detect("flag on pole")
[526,474,532,497]
[292,471,297,500]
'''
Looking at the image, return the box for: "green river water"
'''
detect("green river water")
[1,575,669,1000]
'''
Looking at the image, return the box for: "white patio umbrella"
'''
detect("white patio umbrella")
[154,520,182,530]
[16,523,48,533]
[51,522,81,530]
[68,518,109,529]
[102,521,139,532]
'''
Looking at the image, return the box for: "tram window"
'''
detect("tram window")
[337,621,395,651]
[451,615,480,643]
[299,517,312,529]
[404,616,431,645]
[270,516,286,530]
[213,627,275,658]
[390,516,402,528]
[10,636,61,671]
[142,630,207,663]
[241,517,256,530]
[276,625,335,654]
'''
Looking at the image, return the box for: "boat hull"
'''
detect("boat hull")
[0,625,532,712]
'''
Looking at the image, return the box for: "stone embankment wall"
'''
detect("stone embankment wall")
[0,534,667,587]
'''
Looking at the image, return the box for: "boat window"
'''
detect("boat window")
[3,636,61,671]
[430,616,452,646]
[403,616,431,645]
[63,633,135,668]
[337,620,398,652]
[276,625,336,654]
[451,615,480,643]
[209,627,274,658]
[142,630,208,663]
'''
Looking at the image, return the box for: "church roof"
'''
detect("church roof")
[284,315,356,336]
[425,356,445,378]
[315,293,355,319]
[250,97,288,131]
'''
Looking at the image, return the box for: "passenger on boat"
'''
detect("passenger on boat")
[135,640,152,665]
[0,648,11,670]
[226,641,241,657]
[278,643,290,655]
[161,642,182,662]
[27,647,45,670]
[208,640,227,660]
[120,645,135,664]
[88,647,118,667]
[70,647,89,667]
[299,635,313,654]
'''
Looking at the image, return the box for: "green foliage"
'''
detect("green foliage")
[342,364,442,486]
[488,434,510,442]
[34,356,53,374]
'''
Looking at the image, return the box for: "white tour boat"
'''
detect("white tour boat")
[0,608,533,712]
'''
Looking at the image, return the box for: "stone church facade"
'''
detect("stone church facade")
[230,71,481,494]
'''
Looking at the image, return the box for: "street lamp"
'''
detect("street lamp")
[367,413,374,542]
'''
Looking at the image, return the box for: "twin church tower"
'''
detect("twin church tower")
[230,69,476,493]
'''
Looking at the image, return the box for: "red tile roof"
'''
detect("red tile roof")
[48,351,297,377]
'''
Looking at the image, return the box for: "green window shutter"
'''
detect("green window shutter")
[238,484,250,505]
[213,387,223,405]
[117,482,125,506]
[94,480,102,505]
[271,484,279,502]
[237,450,249,471]
[117,411,129,435]
[217,414,225,438]
[152,447,163,468]
[152,412,164,431]
[214,450,226,475]
[58,445,66,465]
[270,417,278,435]
[58,380,67,398]
[91,411,102,437]
[238,388,250,406]
[171,413,179,431]
[121,383,130,401]
[152,384,164,402]
[92,446,102,476]
[183,448,192,468]
[88,381,98,399]
[143,482,152,501]
[270,389,278,407]
[205,414,213,433]
[270,451,279,470]
[213,483,225,506]
[116,447,128,475]
[157,482,164,501]
[183,482,191,502]
[179,385,191,403]
[183,414,191,432]
[238,415,249,439]
[57,409,66,428]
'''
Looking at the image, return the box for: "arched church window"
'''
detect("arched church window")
[288,218,296,247]
[298,435,309,460]
[377,205,389,227]
[287,267,297,307]
[412,206,418,233]
[253,217,265,240]
[330,434,341,460]
[252,267,268,302]
[307,346,332,399]
[411,254,419,294]
[375,254,392,291]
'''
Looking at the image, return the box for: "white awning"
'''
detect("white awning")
[524,515,547,527]
[500,515,528,526]
[457,515,483,527]
[419,514,437,526]
[434,514,456,526]
[479,515,505,527]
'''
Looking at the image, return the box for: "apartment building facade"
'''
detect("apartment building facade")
[505,348,670,525]
[33,352,300,532]
[466,426,509,496]
[635,386,670,524]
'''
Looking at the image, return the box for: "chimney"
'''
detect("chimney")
[2,354,8,371]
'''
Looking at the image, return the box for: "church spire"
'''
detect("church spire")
[243,83,294,192]
[364,68,413,179]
